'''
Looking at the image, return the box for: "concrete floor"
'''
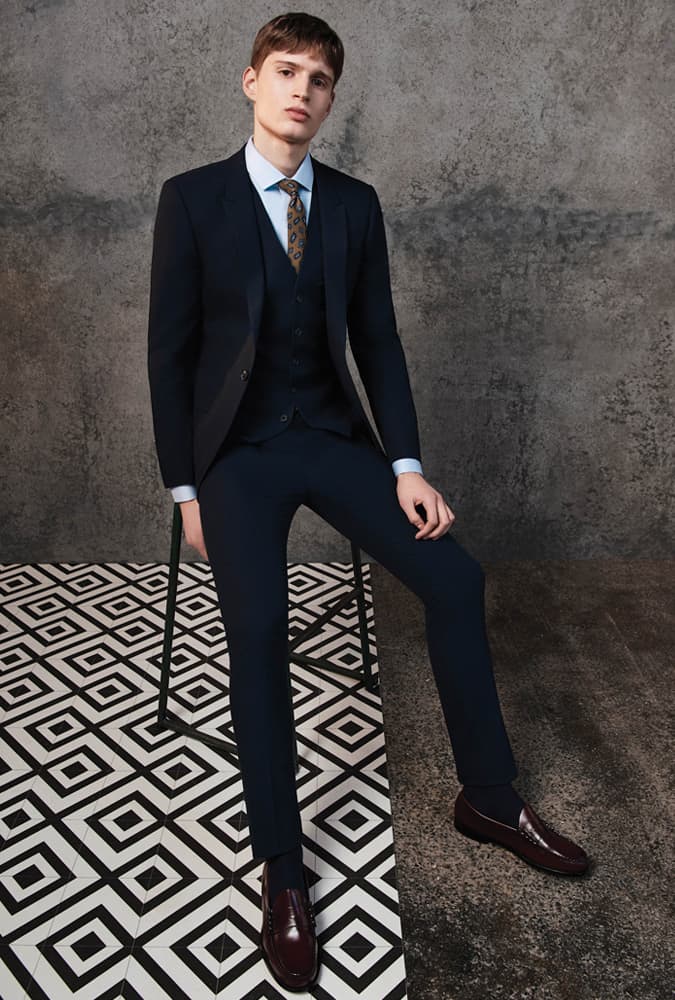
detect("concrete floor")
[371,558,673,1000]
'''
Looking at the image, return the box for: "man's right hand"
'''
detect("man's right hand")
[179,499,208,560]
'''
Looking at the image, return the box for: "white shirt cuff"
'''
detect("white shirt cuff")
[171,484,198,503]
[391,458,423,477]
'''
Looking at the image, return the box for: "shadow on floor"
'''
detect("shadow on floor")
[372,557,673,1000]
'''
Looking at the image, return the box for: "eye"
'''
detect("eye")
[279,68,292,76]
[313,78,327,87]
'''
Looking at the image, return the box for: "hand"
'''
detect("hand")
[396,472,455,540]
[179,498,209,559]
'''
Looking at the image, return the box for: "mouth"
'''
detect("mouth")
[286,107,310,121]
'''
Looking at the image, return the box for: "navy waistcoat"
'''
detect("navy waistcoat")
[224,177,362,445]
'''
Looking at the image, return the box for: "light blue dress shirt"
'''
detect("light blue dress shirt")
[170,135,422,503]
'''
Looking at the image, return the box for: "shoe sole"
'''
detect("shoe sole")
[453,817,590,877]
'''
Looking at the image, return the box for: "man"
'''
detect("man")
[148,12,589,992]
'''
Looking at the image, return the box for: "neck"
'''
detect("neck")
[251,125,309,176]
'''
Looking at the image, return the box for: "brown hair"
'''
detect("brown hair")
[249,12,344,88]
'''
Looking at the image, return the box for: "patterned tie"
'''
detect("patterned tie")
[277,178,307,273]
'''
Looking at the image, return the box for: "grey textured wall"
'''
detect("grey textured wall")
[1,2,673,563]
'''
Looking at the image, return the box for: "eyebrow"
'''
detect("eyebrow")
[273,59,333,84]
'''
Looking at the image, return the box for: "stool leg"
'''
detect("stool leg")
[351,541,376,690]
[158,504,183,724]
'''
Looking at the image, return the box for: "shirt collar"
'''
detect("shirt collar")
[244,134,314,192]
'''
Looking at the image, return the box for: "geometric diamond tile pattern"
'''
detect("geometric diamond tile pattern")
[0,561,408,998]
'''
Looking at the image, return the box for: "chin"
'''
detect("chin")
[279,123,313,141]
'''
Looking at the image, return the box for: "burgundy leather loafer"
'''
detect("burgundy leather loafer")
[454,789,589,875]
[260,860,319,991]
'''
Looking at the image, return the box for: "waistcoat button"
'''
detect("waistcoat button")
[240,369,249,380]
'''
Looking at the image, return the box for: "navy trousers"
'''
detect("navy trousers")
[198,411,518,860]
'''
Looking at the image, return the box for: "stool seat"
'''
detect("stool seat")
[157,503,378,771]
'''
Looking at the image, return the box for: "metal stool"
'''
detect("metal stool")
[157,503,379,770]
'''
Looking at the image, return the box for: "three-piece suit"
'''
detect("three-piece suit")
[148,139,518,860]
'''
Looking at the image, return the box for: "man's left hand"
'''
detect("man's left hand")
[396,472,456,540]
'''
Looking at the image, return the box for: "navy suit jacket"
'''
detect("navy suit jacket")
[147,142,422,492]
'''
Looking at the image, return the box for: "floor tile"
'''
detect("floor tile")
[0,560,408,998]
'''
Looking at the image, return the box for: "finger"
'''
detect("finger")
[425,496,448,539]
[415,497,440,538]
[412,501,429,536]
[404,498,425,530]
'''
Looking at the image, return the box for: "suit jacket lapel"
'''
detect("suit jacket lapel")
[312,157,347,359]
[219,145,265,345]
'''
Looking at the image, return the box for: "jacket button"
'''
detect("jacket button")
[296,293,303,303]
[280,413,288,422]
[240,369,249,380]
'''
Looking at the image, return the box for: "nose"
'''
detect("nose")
[293,75,311,101]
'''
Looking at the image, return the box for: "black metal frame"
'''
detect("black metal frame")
[157,503,378,771]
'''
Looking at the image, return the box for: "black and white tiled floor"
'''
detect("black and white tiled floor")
[0,562,408,999]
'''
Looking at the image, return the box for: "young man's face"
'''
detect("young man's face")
[242,47,335,146]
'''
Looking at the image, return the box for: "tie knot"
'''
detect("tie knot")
[278,178,299,196]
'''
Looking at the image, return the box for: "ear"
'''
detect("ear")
[242,65,256,101]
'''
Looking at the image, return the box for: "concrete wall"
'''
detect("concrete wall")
[1,1,673,562]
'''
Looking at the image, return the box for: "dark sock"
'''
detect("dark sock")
[462,782,525,828]
[266,843,305,904]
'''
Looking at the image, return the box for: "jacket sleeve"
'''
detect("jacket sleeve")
[346,184,422,465]
[147,177,202,489]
